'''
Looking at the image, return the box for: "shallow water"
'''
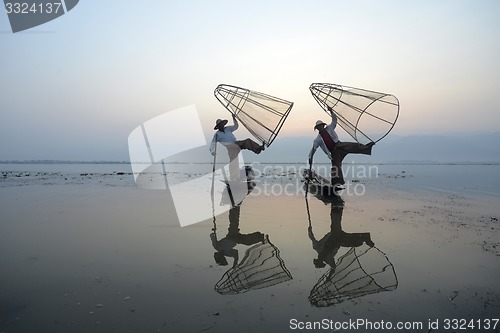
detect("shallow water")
[0,163,499,332]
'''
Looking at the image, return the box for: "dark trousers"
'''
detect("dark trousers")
[330,142,372,185]
[226,139,262,180]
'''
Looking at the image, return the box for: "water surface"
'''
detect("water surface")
[0,163,499,332]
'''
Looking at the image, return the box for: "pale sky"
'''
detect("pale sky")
[1,0,499,160]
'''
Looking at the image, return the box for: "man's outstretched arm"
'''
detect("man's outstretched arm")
[226,114,239,131]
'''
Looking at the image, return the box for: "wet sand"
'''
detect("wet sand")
[0,164,499,333]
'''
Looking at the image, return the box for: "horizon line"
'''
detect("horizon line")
[1,160,500,166]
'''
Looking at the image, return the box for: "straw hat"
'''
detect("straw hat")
[314,120,327,130]
[214,118,228,130]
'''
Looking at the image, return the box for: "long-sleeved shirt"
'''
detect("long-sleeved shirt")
[210,118,239,154]
[308,113,339,160]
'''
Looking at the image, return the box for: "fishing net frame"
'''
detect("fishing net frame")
[309,83,399,144]
[214,235,293,295]
[309,244,398,307]
[214,84,294,147]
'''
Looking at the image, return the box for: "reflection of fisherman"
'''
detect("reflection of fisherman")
[308,107,374,186]
[211,204,265,267]
[210,115,265,180]
[309,197,374,269]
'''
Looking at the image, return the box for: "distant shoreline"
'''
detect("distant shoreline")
[0,160,130,164]
[1,160,499,166]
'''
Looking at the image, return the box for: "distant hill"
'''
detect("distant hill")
[242,132,500,164]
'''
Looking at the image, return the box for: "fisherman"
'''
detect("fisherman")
[308,106,374,187]
[308,196,374,269]
[210,114,265,180]
[211,204,265,267]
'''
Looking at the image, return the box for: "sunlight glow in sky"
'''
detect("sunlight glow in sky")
[1,0,499,160]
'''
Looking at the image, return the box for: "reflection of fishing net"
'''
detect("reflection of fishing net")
[310,83,399,144]
[215,235,293,294]
[309,244,398,307]
[214,84,294,146]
